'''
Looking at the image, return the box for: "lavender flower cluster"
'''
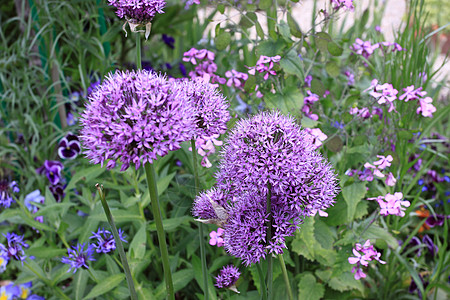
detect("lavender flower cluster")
[108,0,166,23]
[80,70,230,171]
[348,240,385,280]
[193,111,339,265]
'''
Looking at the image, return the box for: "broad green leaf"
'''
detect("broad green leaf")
[74,269,88,300]
[255,21,265,39]
[342,183,367,222]
[66,165,106,191]
[240,12,257,29]
[27,247,66,259]
[256,39,286,57]
[264,86,304,117]
[279,50,303,79]
[301,117,318,128]
[155,269,194,299]
[314,219,335,249]
[328,42,344,56]
[215,32,231,51]
[148,216,191,232]
[298,274,324,300]
[129,225,147,259]
[364,225,398,249]
[325,136,343,153]
[259,0,272,10]
[325,61,340,77]
[310,79,326,97]
[157,172,176,196]
[328,272,364,293]
[192,255,218,300]
[277,21,291,39]
[314,32,332,53]
[83,274,124,299]
[287,12,302,38]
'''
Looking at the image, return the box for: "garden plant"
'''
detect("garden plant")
[0,0,449,299]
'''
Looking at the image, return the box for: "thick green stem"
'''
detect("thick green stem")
[278,255,294,300]
[144,163,175,300]
[266,185,273,299]
[191,140,209,300]
[136,33,142,69]
[96,184,137,300]
[256,263,268,300]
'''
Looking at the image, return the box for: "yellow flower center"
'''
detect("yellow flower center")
[0,291,7,300]
[21,288,29,299]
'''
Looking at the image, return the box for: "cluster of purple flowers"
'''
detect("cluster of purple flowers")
[193,111,339,265]
[331,0,354,11]
[0,233,28,271]
[348,240,385,280]
[0,282,44,300]
[90,228,127,253]
[350,39,405,60]
[363,80,436,117]
[346,154,396,186]
[302,91,320,121]
[304,128,328,149]
[367,192,410,217]
[224,70,248,89]
[183,48,225,85]
[214,265,241,291]
[80,70,230,171]
[248,55,281,81]
[108,0,166,23]
[0,179,19,208]
[349,106,383,119]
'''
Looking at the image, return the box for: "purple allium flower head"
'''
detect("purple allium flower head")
[215,265,241,290]
[0,180,19,208]
[36,160,63,185]
[80,70,197,171]
[58,132,81,160]
[181,77,230,139]
[213,111,339,263]
[0,233,28,262]
[108,0,166,23]
[24,190,45,214]
[61,243,96,273]
[90,228,127,253]
[192,188,228,226]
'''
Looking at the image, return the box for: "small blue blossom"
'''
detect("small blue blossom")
[0,233,28,262]
[24,190,45,213]
[0,180,19,208]
[61,243,96,273]
[0,283,19,299]
[90,228,127,253]
[418,179,424,185]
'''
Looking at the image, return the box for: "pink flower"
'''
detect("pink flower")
[225,70,248,88]
[209,228,225,247]
[399,85,426,102]
[305,128,327,149]
[417,97,436,118]
[348,240,385,280]
[373,155,393,170]
[304,91,319,104]
[385,172,396,186]
[351,39,379,59]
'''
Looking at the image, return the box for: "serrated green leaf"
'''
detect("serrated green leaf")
[342,183,367,222]
[298,274,324,300]
[83,274,124,299]
[215,32,231,51]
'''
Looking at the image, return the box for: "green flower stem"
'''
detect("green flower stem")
[266,184,273,299]
[191,139,209,300]
[256,263,268,300]
[144,163,175,300]
[278,255,293,300]
[136,33,142,69]
[96,184,138,300]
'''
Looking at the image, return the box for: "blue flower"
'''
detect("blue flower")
[0,283,20,300]
[0,180,19,208]
[90,228,127,254]
[0,233,28,262]
[24,190,45,213]
[61,243,96,273]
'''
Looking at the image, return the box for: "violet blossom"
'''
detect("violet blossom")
[385,172,397,186]
[108,0,165,24]
[225,70,248,88]
[368,192,410,217]
[417,97,436,118]
[58,132,81,160]
[79,70,197,171]
[304,128,328,149]
[373,155,393,169]
[331,0,354,11]
[36,160,63,185]
[0,180,19,208]
[422,235,438,256]
[350,39,379,59]
[368,81,398,112]
[61,243,96,273]
[0,233,28,262]
[348,240,385,280]
[90,228,127,253]
[215,265,240,292]
[248,55,281,80]
[183,48,225,85]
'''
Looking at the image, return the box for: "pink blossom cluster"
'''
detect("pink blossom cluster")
[331,0,354,11]
[209,228,224,247]
[378,41,406,52]
[349,106,382,119]
[350,39,405,60]
[305,128,328,149]
[302,91,320,120]
[366,80,399,112]
[367,192,410,217]
[248,55,281,80]
[348,240,385,280]
[182,48,225,85]
[399,85,436,117]
[191,134,223,168]
[224,70,248,89]
[346,154,396,186]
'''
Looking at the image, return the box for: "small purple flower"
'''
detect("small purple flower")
[209,228,224,247]
[90,228,127,253]
[0,180,19,208]
[422,235,438,256]
[36,160,63,185]
[0,283,19,299]
[61,243,96,273]
[0,233,28,262]
[350,39,379,59]
[408,236,422,257]
[162,34,175,49]
[17,282,32,299]
[344,70,355,85]
[24,190,45,213]
[49,184,65,202]
[304,75,312,87]
[215,265,241,290]
[425,215,446,228]
[348,240,385,280]
[58,133,81,160]
[331,0,354,11]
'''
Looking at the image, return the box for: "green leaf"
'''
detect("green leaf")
[279,50,303,79]
[325,136,343,153]
[157,172,176,196]
[364,225,398,249]
[66,165,106,191]
[264,86,304,117]
[74,269,88,300]
[298,274,325,300]
[218,4,225,14]
[301,117,318,128]
[27,247,67,259]
[327,42,344,56]
[148,216,191,232]
[259,0,272,10]
[323,196,347,226]
[256,39,286,57]
[277,21,291,39]
[310,79,326,97]
[255,21,265,39]
[192,255,218,300]
[287,12,302,38]
[328,272,364,293]
[314,32,332,53]
[83,274,125,299]
[244,75,257,93]
[90,208,143,223]
[342,183,367,222]
[129,225,147,259]
[155,269,194,299]
[215,32,231,51]
[325,61,340,77]
[398,130,413,140]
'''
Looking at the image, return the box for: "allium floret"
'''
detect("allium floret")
[80,70,196,171]
[215,265,241,292]
[61,243,96,274]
